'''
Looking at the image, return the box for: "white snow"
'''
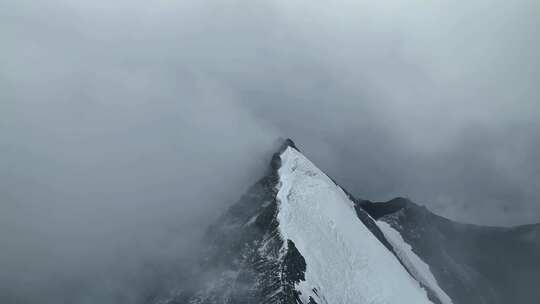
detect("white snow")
[276,147,434,304]
[378,221,454,304]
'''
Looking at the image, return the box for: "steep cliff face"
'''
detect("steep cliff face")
[362,198,540,304]
[162,140,308,304]
[156,139,540,304]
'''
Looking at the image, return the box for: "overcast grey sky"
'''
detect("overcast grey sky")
[1,0,540,303]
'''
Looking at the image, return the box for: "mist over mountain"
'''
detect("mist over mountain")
[1,0,540,303]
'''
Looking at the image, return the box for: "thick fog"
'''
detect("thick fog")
[1,0,539,303]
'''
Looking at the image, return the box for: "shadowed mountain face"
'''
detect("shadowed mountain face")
[157,140,309,304]
[157,140,540,304]
[361,198,540,304]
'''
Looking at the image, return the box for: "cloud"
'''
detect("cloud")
[1,0,539,302]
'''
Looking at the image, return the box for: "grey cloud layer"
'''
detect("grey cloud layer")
[1,0,539,303]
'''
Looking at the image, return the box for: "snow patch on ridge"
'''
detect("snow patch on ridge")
[378,221,454,304]
[276,147,434,304]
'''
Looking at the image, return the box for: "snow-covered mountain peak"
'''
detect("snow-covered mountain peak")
[158,140,540,304]
[276,146,436,304]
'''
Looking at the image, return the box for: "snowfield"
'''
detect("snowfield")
[276,147,435,304]
[378,221,453,304]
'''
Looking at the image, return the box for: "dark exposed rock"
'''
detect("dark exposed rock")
[158,138,307,304]
[358,197,410,220]
[361,199,540,304]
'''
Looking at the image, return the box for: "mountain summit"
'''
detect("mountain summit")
[158,139,540,304]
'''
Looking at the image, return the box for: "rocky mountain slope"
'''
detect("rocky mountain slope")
[156,139,540,304]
